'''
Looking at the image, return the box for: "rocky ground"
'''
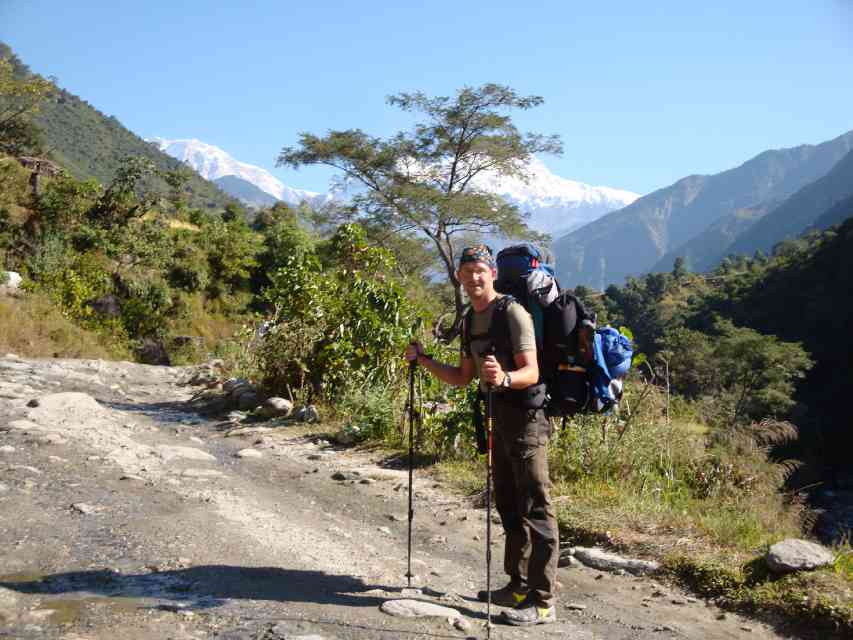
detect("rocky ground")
[0,355,806,639]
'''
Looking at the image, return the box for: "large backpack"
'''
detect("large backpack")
[486,243,633,417]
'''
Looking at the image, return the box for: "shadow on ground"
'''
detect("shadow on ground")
[1,565,485,619]
[2,565,389,610]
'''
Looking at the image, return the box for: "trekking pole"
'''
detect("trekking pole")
[405,352,417,588]
[482,348,496,638]
[485,379,494,638]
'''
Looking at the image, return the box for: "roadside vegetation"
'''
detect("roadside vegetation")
[2,41,852,636]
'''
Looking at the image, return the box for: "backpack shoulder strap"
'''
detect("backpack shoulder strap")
[462,306,474,357]
[487,295,515,359]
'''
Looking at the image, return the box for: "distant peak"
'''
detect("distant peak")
[147,137,319,204]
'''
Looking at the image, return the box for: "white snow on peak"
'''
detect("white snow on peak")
[474,156,638,208]
[148,137,320,206]
[472,157,640,236]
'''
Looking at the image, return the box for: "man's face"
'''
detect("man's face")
[457,261,496,299]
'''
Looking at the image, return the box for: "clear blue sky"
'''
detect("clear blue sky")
[2,0,852,195]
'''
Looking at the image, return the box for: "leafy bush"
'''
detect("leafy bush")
[258,223,416,400]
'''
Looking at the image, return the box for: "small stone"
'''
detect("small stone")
[429,535,448,544]
[558,551,577,568]
[0,445,15,453]
[120,474,145,482]
[359,478,375,485]
[740,626,753,632]
[26,399,39,407]
[716,612,727,620]
[70,503,98,515]
[378,526,392,535]
[235,448,263,459]
[388,514,405,522]
[566,603,587,611]
[331,471,349,481]
[453,617,471,632]
[671,597,687,605]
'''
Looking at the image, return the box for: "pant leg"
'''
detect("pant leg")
[511,434,559,607]
[495,399,559,607]
[492,423,530,587]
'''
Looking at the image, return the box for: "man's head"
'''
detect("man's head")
[457,244,497,302]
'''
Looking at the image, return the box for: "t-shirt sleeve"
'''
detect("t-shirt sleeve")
[506,302,536,354]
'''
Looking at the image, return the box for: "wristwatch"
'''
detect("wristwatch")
[501,372,512,389]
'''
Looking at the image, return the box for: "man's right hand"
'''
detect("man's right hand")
[404,341,423,363]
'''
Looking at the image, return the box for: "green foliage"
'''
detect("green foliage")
[0,43,232,210]
[0,54,54,156]
[258,223,417,399]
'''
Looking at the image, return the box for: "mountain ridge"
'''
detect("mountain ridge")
[553,130,853,289]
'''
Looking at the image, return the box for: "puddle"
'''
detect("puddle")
[40,596,141,625]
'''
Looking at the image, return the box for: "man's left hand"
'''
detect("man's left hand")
[482,355,504,387]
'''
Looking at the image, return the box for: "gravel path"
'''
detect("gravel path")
[0,355,800,639]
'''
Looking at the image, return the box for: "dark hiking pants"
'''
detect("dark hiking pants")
[491,396,559,608]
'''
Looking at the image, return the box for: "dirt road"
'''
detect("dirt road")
[0,355,798,639]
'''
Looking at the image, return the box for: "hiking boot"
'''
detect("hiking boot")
[499,599,557,626]
[476,583,528,607]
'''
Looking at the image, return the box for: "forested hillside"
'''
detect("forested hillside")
[554,130,853,289]
[593,217,853,478]
[0,42,232,210]
[726,149,853,258]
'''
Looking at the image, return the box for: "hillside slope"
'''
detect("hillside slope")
[0,42,233,210]
[725,149,853,258]
[553,130,853,289]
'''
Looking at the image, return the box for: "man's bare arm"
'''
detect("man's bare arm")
[416,353,476,387]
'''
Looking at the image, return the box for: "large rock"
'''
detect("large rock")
[1,271,22,292]
[380,598,461,620]
[137,338,171,366]
[257,397,292,418]
[573,546,660,575]
[236,391,260,411]
[766,539,835,574]
[86,294,121,318]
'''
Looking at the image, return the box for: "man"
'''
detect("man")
[405,244,559,626]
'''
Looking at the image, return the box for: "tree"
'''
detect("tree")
[662,319,812,428]
[0,56,54,155]
[277,83,562,338]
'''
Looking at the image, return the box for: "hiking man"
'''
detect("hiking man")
[404,244,559,626]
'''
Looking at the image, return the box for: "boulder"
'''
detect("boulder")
[137,338,171,366]
[295,404,321,423]
[236,391,260,411]
[86,294,121,318]
[766,539,834,574]
[2,271,22,290]
[223,377,252,395]
[257,397,293,418]
[380,598,461,620]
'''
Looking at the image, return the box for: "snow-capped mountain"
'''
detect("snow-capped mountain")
[149,137,638,237]
[148,137,325,207]
[472,157,640,237]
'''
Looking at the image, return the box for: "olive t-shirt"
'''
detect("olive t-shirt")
[461,295,536,391]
